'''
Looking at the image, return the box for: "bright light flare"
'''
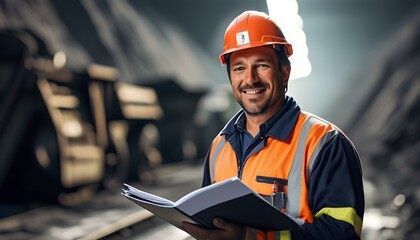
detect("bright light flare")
[267,0,311,80]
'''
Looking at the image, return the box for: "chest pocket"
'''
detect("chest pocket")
[256,175,288,213]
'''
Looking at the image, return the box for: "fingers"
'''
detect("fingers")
[181,219,244,240]
[213,218,244,239]
[181,221,209,240]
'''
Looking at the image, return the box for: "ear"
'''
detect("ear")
[226,60,232,84]
[281,64,291,87]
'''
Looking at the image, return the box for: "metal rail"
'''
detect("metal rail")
[0,162,203,240]
[80,210,154,240]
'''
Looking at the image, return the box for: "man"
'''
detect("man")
[182,10,364,240]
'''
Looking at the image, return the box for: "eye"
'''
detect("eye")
[256,64,269,69]
[232,66,246,72]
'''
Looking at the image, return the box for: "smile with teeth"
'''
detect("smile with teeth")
[243,89,264,94]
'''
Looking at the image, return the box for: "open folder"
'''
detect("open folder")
[122,177,299,232]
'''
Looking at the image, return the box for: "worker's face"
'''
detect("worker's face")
[229,47,289,117]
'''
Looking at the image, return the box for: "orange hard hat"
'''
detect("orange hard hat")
[219,10,293,65]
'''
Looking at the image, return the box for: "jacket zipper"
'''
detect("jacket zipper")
[236,136,267,179]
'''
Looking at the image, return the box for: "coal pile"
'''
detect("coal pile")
[346,11,420,240]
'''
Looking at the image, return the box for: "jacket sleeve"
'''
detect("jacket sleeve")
[300,133,365,239]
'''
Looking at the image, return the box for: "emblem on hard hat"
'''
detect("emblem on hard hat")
[236,31,250,46]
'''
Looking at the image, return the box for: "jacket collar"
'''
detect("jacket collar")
[220,96,301,140]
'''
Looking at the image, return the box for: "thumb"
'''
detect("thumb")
[213,217,225,228]
[213,218,228,229]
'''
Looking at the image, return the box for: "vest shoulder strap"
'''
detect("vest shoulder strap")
[210,135,227,183]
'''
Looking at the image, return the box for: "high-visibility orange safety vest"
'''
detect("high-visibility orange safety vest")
[207,110,363,240]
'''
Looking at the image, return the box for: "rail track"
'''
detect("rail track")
[0,162,202,240]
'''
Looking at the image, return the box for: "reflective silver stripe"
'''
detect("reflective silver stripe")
[247,227,258,240]
[275,231,281,240]
[210,136,227,183]
[307,130,338,177]
[287,117,316,218]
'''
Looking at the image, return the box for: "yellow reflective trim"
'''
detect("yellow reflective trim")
[314,207,363,236]
[279,230,291,240]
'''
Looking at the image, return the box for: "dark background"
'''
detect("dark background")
[0,0,419,239]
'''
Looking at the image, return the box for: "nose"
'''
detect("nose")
[244,67,259,85]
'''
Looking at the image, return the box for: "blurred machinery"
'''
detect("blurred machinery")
[0,28,226,216]
[0,29,172,211]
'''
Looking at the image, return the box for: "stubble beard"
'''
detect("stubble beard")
[236,95,271,116]
[235,82,271,116]
[234,88,285,117]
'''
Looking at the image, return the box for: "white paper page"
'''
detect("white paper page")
[123,184,175,207]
